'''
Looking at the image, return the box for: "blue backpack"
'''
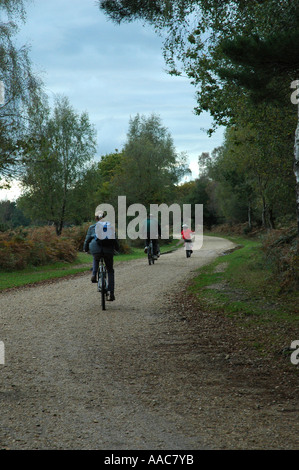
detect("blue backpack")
[94,221,115,246]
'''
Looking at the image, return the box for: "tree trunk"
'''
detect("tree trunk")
[261,195,267,228]
[294,104,299,234]
[56,198,66,236]
[268,207,275,229]
[248,201,252,231]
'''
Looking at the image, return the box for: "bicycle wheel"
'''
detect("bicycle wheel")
[98,265,106,311]
[101,270,106,310]
[148,242,151,264]
[148,241,154,265]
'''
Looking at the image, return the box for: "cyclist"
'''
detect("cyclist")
[142,213,161,259]
[181,223,194,254]
[83,210,119,301]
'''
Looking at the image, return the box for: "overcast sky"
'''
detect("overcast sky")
[1,0,225,200]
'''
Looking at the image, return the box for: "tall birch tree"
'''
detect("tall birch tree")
[0,0,42,182]
[19,96,97,234]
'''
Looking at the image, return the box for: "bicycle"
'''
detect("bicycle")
[147,240,155,265]
[97,257,108,310]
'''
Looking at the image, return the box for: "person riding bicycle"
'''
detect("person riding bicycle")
[181,224,194,253]
[142,213,161,259]
[83,210,119,301]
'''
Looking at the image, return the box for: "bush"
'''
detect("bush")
[117,239,132,254]
[0,223,136,271]
[62,223,91,251]
[0,226,77,271]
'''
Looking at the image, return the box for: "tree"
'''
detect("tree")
[68,151,124,223]
[176,176,218,229]
[0,199,30,230]
[19,95,97,234]
[99,1,299,229]
[216,24,299,231]
[207,107,296,229]
[98,1,284,128]
[207,137,258,227]
[0,0,43,183]
[112,113,190,209]
[98,1,299,129]
[94,151,124,205]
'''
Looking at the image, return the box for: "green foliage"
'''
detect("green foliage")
[92,151,124,205]
[0,0,43,181]
[218,18,299,103]
[19,95,97,234]
[203,100,297,228]
[0,252,92,291]
[190,234,298,318]
[100,1,299,127]
[109,113,190,209]
[0,200,31,230]
[99,0,299,233]
[176,176,219,228]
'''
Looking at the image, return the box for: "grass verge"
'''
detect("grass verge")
[191,234,298,320]
[0,239,180,291]
[189,233,299,360]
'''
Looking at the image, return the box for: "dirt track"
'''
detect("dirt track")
[0,235,298,450]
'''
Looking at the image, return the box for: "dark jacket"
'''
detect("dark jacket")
[142,217,161,239]
[83,223,120,255]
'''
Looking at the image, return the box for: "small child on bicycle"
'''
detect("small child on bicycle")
[181,224,194,253]
[181,224,194,241]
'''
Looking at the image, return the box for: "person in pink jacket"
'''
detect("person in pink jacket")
[181,224,194,257]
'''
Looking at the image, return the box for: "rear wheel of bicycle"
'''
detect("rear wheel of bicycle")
[148,242,153,265]
[148,255,154,265]
[101,272,106,310]
[98,270,106,310]
[148,245,154,264]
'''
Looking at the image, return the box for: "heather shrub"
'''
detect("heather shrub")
[49,236,77,262]
[62,223,91,250]
[0,226,77,271]
[0,222,135,272]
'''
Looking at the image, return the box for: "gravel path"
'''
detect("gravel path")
[0,235,297,450]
